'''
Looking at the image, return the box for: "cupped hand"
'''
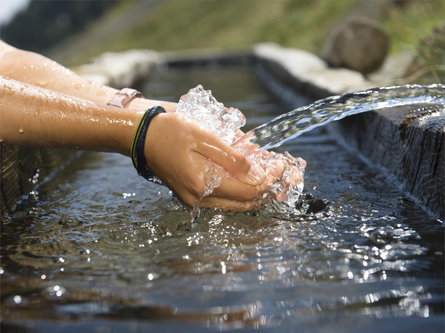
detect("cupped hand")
[233,133,306,202]
[145,112,273,210]
[144,113,306,211]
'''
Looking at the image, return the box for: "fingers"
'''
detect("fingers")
[211,173,267,202]
[192,153,266,202]
[192,126,266,186]
[144,112,305,212]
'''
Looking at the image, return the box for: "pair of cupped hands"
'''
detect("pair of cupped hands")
[129,99,305,211]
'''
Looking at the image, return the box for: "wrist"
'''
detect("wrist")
[129,106,166,180]
[104,108,145,156]
[128,97,177,113]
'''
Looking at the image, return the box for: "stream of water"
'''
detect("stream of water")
[246,84,445,149]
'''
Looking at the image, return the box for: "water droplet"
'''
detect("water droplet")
[18,128,24,134]
[46,285,66,298]
[221,261,227,274]
[13,295,22,304]
[35,80,48,87]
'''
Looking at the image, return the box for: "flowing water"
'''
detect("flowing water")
[1,66,444,332]
[245,84,445,149]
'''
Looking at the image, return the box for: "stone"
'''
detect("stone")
[253,43,373,101]
[76,49,161,88]
[323,17,389,74]
[368,50,416,85]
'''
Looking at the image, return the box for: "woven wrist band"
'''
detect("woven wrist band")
[131,106,166,181]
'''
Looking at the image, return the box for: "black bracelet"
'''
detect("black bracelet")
[130,106,166,181]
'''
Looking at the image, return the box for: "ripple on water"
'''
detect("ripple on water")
[1,68,443,331]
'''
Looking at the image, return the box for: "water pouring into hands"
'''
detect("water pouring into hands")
[0,41,305,212]
[170,85,306,209]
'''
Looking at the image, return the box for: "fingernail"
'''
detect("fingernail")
[248,165,265,183]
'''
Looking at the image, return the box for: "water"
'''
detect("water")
[175,84,306,207]
[1,66,444,332]
[176,84,246,145]
[246,84,445,149]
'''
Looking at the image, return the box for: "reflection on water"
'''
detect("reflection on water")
[1,66,444,332]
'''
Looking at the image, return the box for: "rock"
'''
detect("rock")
[323,17,389,74]
[253,43,373,102]
[76,49,161,88]
[368,50,415,85]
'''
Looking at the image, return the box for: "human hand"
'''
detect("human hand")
[233,136,306,203]
[145,112,274,210]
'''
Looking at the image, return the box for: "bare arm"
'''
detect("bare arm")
[0,76,138,155]
[0,76,271,210]
[0,40,176,112]
[0,41,304,211]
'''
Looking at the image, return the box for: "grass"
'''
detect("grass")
[382,0,445,54]
[58,0,445,77]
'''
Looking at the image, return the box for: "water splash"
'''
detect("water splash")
[176,85,246,144]
[176,85,306,206]
[243,84,445,149]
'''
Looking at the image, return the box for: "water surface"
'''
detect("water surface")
[1,66,443,332]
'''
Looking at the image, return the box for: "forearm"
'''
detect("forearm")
[0,40,176,111]
[0,77,141,156]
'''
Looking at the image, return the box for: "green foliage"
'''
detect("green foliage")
[92,0,356,53]
[382,0,445,54]
[3,0,444,73]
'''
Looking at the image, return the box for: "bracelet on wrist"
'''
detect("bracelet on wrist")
[130,106,166,181]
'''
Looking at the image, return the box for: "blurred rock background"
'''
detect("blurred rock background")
[0,0,444,83]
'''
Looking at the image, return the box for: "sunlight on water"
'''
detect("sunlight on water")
[247,84,445,149]
[1,67,443,332]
